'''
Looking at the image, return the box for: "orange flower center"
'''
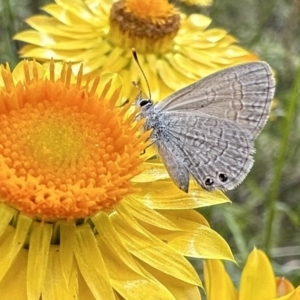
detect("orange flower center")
[124,0,178,20]
[109,0,180,53]
[0,61,149,220]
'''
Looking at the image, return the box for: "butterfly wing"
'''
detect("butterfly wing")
[155,62,275,139]
[156,140,190,192]
[155,111,254,191]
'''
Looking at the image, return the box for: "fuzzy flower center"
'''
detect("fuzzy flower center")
[27,111,84,169]
[124,0,177,20]
[109,0,180,53]
[0,61,149,220]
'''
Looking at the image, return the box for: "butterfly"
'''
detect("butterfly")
[135,62,275,192]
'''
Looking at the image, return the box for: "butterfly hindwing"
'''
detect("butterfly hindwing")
[155,111,255,191]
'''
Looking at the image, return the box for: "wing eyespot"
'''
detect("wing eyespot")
[219,173,228,182]
[204,177,214,187]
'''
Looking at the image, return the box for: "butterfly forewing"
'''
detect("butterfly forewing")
[155,62,275,139]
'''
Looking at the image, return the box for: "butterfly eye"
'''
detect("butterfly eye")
[205,177,214,187]
[139,99,152,107]
[219,173,228,182]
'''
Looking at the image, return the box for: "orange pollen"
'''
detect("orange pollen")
[109,0,180,53]
[0,61,150,220]
[124,0,178,20]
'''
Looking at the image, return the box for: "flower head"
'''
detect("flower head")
[204,248,300,300]
[0,59,147,220]
[180,0,213,6]
[0,60,233,299]
[14,0,257,100]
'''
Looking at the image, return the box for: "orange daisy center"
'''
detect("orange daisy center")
[0,61,149,220]
[109,0,180,53]
[124,0,178,20]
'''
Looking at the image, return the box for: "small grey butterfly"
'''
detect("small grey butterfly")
[136,62,275,192]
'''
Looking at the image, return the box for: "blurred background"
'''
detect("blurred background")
[1,0,299,289]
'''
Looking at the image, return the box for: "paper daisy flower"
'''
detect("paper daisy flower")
[180,0,213,6]
[14,0,258,101]
[0,60,233,300]
[204,248,300,300]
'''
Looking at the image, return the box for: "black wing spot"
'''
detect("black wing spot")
[205,177,214,186]
[219,173,228,182]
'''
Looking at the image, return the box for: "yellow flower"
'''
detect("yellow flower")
[0,60,233,300]
[14,0,257,101]
[204,248,300,300]
[180,0,213,6]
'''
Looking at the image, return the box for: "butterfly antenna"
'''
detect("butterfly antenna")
[132,48,152,100]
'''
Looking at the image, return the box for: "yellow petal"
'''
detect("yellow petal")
[78,271,99,300]
[166,52,209,78]
[140,260,202,300]
[276,277,295,296]
[72,55,108,73]
[42,245,77,300]
[204,259,238,300]
[202,28,231,43]
[112,203,201,286]
[26,15,99,39]
[0,249,28,300]
[122,198,181,231]
[143,54,160,100]
[175,46,218,68]
[240,248,276,300]
[97,72,123,100]
[19,45,82,61]
[0,225,13,244]
[177,29,232,49]
[164,53,199,80]
[93,213,176,300]
[160,209,209,226]
[14,30,69,48]
[118,69,133,100]
[156,74,174,99]
[181,0,212,7]
[59,221,76,285]
[18,46,113,73]
[12,60,46,82]
[42,3,98,26]
[273,287,300,300]
[0,203,14,238]
[156,59,194,90]
[27,222,53,300]
[101,47,129,73]
[181,14,212,32]
[133,180,230,209]
[74,224,115,300]
[51,0,102,26]
[0,214,32,281]
[156,211,234,261]
[129,54,142,84]
[223,44,257,55]
[92,212,149,276]
[66,43,111,61]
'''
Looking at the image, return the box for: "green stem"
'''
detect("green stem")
[264,66,300,254]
